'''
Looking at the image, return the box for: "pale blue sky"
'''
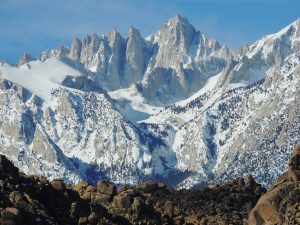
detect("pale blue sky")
[0,0,299,63]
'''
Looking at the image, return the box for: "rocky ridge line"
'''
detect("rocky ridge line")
[0,153,265,225]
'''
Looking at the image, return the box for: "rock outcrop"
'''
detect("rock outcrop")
[248,145,300,225]
[123,26,145,86]
[0,154,265,225]
[18,53,34,67]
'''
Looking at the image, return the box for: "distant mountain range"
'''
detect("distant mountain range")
[0,15,300,188]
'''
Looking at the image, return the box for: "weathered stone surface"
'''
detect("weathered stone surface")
[123,26,145,86]
[69,38,82,61]
[248,145,300,225]
[288,145,300,182]
[164,200,173,218]
[74,181,89,194]
[136,181,158,193]
[18,53,34,67]
[113,194,132,209]
[1,207,22,224]
[131,197,145,218]
[51,179,66,191]
[97,180,117,196]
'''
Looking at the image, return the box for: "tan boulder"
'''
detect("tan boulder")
[288,145,300,182]
[74,181,96,200]
[51,179,66,191]
[1,207,22,225]
[97,180,117,196]
[249,182,300,224]
[248,145,300,224]
[91,192,112,205]
[164,200,173,218]
[73,181,89,193]
[113,194,132,209]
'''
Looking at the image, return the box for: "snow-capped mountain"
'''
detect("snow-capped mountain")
[142,18,300,187]
[37,15,231,105]
[0,58,177,185]
[0,16,300,188]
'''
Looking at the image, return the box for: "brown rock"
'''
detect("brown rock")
[91,192,112,205]
[86,185,97,192]
[88,212,99,222]
[288,145,300,182]
[0,220,19,225]
[248,145,300,225]
[78,217,88,225]
[69,201,80,218]
[9,191,29,210]
[244,175,257,187]
[173,216,184,225]
[131,197,145,217]
[164,201,173,218]
[51,179,66,191]
[0,154,267,225]
[1,207,22,224]
[137,182,158,193]
[74,181,89,194]
[113,194,132,209]
[97,180,117,196]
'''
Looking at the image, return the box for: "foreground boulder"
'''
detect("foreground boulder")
[0,154,266,224]
[248,145,300,224]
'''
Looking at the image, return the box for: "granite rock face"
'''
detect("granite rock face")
[18,53,34,67]
[124,26,146,86]
[248,145,300,225]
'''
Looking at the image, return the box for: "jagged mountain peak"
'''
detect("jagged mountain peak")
[293,17,300,29]
[155,15,196,45]
[263,17,300,43]
[236,18,300,60]
[278,17,300,34]
[224,18,300,86]
[165,14,193,29]
[9,15,232,104]
[18,52,34,67]
[128,26,141,38]
[108,27,123,41]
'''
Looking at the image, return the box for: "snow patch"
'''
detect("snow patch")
[176,72,222,107]
[0,57,81,101]
[108,87,163,124]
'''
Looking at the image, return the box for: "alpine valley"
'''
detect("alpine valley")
[1,15,300,189]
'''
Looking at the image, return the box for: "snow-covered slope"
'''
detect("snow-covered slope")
[1,16,300,189]
[108,88,163,124]
[1,57,81,101]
